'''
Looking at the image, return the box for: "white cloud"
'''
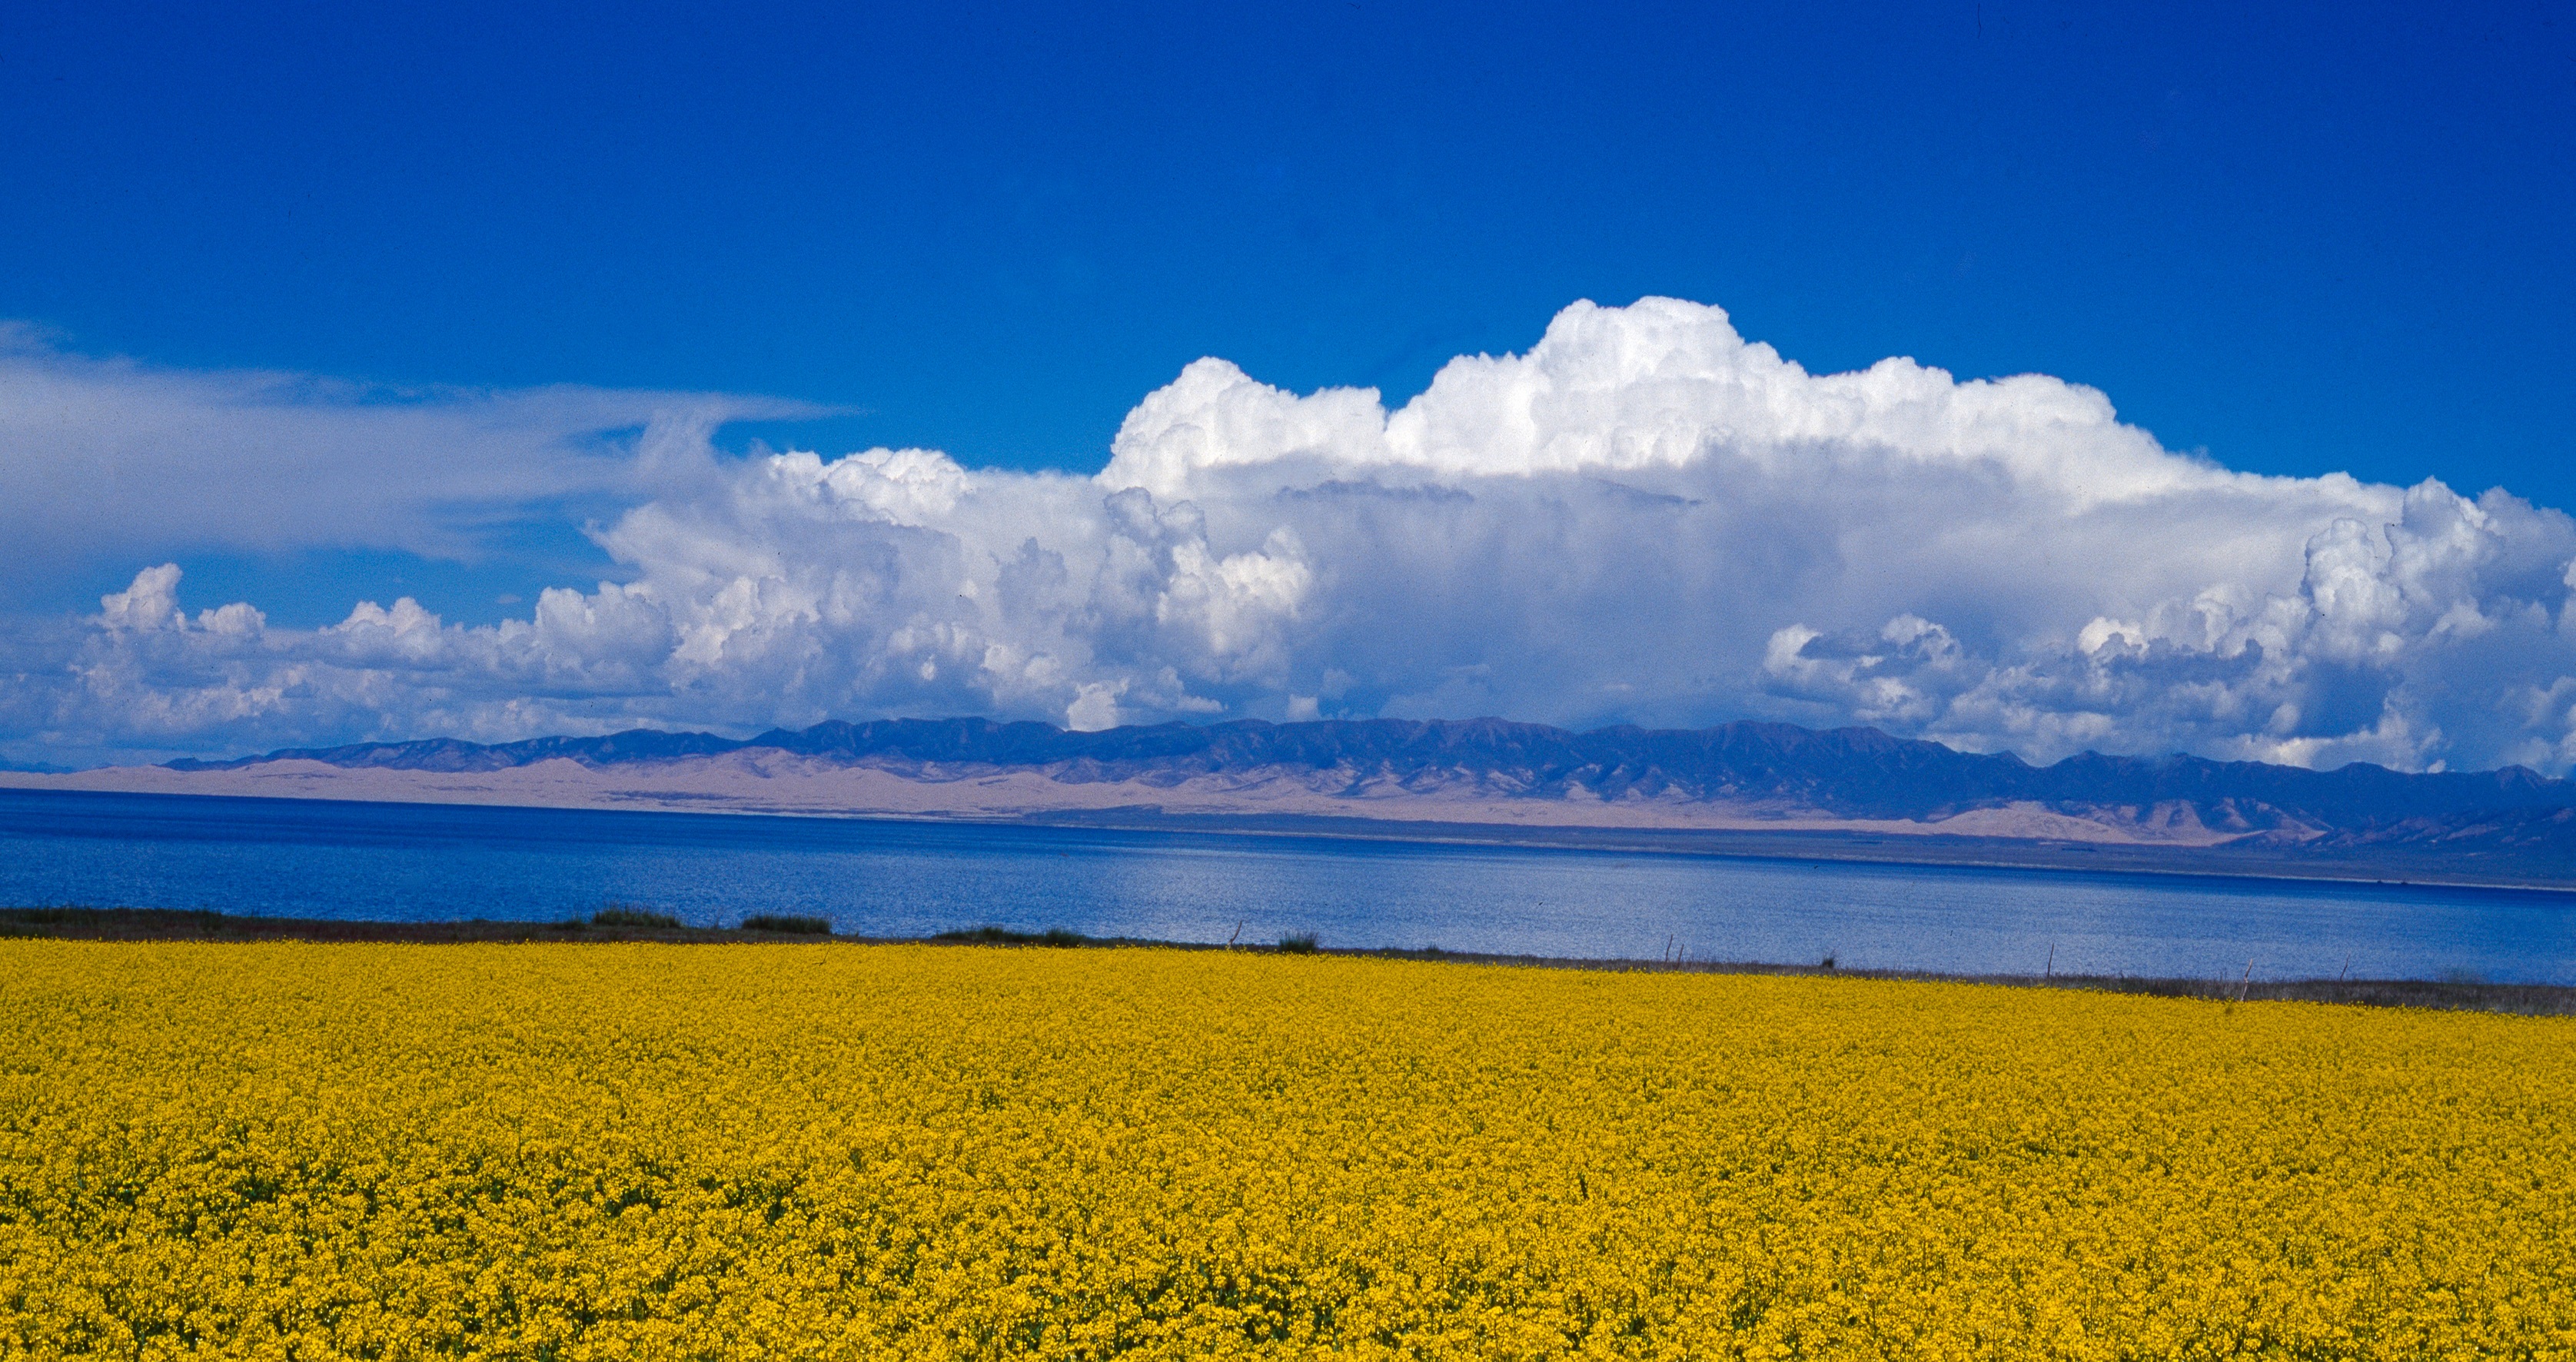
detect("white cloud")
[0,323,819,586]
[9,297,2576,774]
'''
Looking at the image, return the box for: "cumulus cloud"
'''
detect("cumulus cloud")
[9,297,2576,773]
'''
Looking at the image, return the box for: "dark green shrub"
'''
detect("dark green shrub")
[1276,932,1320,955]
[591,905,683,930]
[931,925,1090,947]
[936,925,1018,944]
[740,913,832,935]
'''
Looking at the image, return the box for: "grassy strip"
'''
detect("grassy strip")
[0,905,807,944]
[4,905,2570,1016]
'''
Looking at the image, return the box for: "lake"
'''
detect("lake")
[3,788,2571,984]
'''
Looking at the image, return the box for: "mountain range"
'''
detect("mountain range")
[159,714,2560,818]
[5,716,2568,885]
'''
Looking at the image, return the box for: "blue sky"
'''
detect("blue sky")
[6,1,2576,769]
[12,2,2571,478]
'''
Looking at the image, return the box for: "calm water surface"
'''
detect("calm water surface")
[4,788,2571,984]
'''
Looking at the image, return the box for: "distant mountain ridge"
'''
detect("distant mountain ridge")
[166,716,2576,843]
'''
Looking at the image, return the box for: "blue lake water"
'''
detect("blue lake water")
[2,788,2571,984]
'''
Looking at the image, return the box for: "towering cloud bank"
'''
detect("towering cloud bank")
[9,298,2576,772]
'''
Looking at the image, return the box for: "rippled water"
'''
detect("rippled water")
[4,788,2571,983]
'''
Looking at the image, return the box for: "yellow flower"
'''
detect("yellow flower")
[0,940,2569,1358]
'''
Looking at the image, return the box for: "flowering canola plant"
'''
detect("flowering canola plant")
[1,941,2570,1359]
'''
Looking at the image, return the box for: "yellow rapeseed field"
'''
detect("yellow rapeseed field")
[1,941,2570,1360]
